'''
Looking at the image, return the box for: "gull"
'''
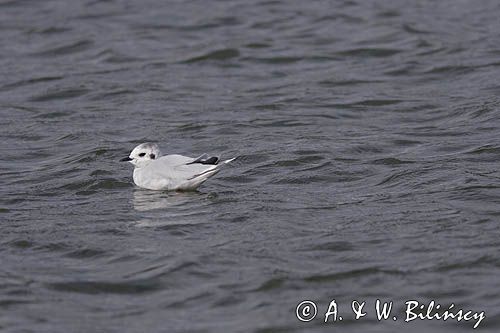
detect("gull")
[121,142,236,191]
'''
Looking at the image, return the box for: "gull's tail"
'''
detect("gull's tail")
[221,157,237,164]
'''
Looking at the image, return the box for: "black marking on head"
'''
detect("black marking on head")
[139,152,146,157]
[150,153,156,159]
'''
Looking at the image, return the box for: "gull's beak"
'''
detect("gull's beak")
[120,156,133,162]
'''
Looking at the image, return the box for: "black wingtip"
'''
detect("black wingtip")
[202,157,219,165]
[187,156,219,165]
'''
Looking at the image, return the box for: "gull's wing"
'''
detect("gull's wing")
[143,154,236,190]
[155,154,196,166]
[145,154,215,184]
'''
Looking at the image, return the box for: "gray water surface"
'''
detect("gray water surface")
[1,0,500,332]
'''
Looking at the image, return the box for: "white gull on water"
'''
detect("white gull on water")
[121,143,236,191]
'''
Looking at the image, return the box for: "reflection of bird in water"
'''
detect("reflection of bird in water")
[132,189,202,212]
[121,142,236,191]
[132,190,215,227]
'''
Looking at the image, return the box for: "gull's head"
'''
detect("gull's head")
[120,142,161,167]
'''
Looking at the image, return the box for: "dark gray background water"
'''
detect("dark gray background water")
[1,0,500,332]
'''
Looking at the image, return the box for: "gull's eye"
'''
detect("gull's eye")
[138,152,146,157]
[150,154,156,159]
